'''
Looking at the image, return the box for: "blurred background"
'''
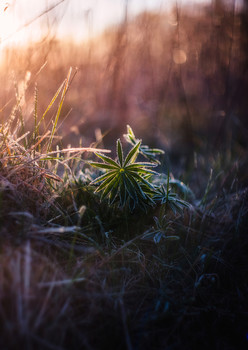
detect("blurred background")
[0,0,247,189]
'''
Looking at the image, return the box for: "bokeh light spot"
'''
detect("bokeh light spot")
[173,49,187,64]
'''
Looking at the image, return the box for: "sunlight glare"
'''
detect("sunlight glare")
[0,2,27,47]
[0,3,13,43]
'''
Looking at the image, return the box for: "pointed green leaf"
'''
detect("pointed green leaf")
[109,179,120,204]
[126,166,158,176]
[118,177,127,207]
[127,125,135,137]
[101,174,120,200]
[126,162,158,169]
[125,173,146,199]
[128,171,155,189]
[124,134,137,145]
[142,148,164,155]
[95,153,120,168]
[90,170,117,185]
[122,175,138,203]
[88,162,117,170]
[116,139,123,167]
[94,173,118,193]
[124,141,141,166]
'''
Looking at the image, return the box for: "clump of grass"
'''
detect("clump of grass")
[0,118,57,221]
[0,68,110,228]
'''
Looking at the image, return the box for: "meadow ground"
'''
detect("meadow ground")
[0,2,248,349]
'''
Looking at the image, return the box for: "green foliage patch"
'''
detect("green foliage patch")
[87,126,191,215]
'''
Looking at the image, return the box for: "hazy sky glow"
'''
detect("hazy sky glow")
[0,0,211,47]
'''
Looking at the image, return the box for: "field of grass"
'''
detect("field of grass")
[0,2,248,349]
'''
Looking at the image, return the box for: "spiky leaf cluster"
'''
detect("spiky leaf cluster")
[124,125,164,164]
[89,139,158,210]
[153,184,191,215]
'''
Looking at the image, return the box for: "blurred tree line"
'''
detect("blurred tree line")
[0,0,247,160]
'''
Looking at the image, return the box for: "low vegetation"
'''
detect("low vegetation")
[1,1,248,348]
[0,71,247,350]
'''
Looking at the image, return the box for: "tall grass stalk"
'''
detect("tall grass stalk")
[46,67,73,153]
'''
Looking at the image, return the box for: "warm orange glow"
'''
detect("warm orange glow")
[173,49,187,64]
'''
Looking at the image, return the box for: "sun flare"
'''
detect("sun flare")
[0,2,30,47]
[0,6,12,41]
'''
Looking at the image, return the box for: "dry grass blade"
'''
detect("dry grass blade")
[46,67,73,153]
[44,147,111,156]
